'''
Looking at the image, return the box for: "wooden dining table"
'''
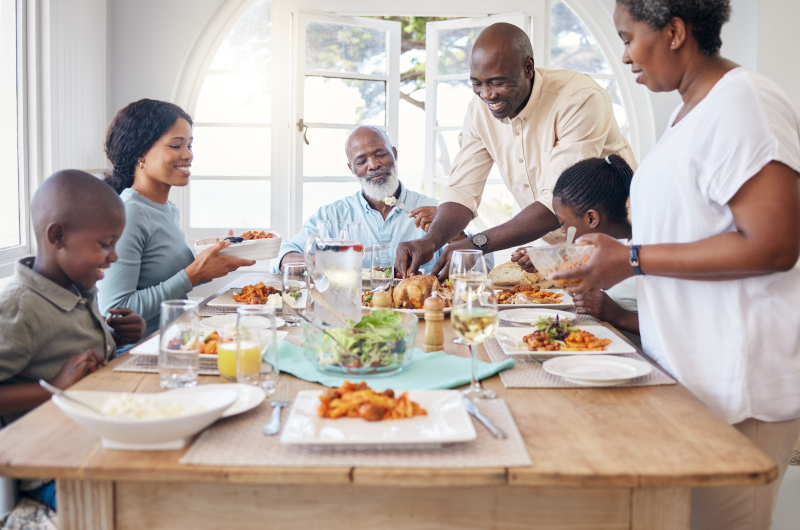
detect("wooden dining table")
[0,273,776,530]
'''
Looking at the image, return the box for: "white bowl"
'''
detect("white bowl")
[193,234,283,261]
[52,388,238,450]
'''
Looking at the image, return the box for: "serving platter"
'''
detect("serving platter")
[193,234,282,261]
[495,288,574,309]
[200,314,286,331]
[207,284,284,309]
[281,390,476,447]
[494,326,636,357]
[542,355,652,386]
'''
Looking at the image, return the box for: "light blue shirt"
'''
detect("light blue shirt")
[98,188,196,340]
[273,183,443,274]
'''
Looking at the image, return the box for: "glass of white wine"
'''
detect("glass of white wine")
[451,277,498,400]
[448,250,488,345]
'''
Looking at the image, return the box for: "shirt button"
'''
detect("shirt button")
[518,158,523,163]
[515,132,520,136]
[524,184,530,188]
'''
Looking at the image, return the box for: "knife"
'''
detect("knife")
[461,396,507,439]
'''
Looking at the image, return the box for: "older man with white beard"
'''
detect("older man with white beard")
[273,126,448,274]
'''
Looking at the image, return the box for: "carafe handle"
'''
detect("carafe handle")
[303,233,330,292]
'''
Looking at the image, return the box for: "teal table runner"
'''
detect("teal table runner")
[277,342,515,391]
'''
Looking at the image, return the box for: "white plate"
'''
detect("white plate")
[494,327,636,357]
[193,235,283,261]
[178,384,266,417]
[396,306,452,317]
[207,285,284,309]
[129,330,289,359]
[498,308,576,325]
[542,355,652,386]
[281,390,476,447]
[200,314,286,331]
[496,288,574,309]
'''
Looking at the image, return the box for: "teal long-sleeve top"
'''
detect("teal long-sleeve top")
[97,188,195,340]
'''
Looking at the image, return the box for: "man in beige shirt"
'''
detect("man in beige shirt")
[396,23,637,278]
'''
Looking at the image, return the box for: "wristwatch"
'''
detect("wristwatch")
[471,233,489,250]
[630,244,645,275]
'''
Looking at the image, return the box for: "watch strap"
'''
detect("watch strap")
[630,244,645,275]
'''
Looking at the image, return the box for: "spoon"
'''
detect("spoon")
[308,289,353,328]
[566,226,577,245]
[39,380,105,416]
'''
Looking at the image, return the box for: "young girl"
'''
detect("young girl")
[551,155,639,339]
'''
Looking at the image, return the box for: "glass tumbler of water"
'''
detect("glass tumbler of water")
[235,306,280,396]
[282,263,308,326]
[159,300,200,389]
[370,243,394,291]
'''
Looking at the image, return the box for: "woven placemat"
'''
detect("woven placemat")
[179,398,531,468]
[485,337,675,388]
[113,355,221,376]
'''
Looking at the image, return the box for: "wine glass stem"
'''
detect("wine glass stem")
[470,343,479,389]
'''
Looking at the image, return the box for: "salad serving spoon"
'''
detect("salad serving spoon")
[308,289,353,329]
[281,305,351,350]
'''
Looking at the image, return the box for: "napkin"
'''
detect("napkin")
[277,342,515,391]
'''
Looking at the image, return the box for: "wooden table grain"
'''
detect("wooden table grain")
[0,273,776,530]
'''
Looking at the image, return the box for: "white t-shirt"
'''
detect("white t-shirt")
[631,68,800,424]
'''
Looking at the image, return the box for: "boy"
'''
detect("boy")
[0,170,146,509]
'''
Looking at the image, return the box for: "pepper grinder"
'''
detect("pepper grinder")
[423,294,445,352]
[372,291,392,310]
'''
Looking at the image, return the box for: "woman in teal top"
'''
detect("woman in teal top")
[98,99,254,340]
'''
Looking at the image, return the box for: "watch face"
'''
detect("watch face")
[472,233,488,248]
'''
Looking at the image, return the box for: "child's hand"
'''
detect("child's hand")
[49,350,106,389]
[107,308,146,345]
[511,248,535,272]
[572,289,622,322]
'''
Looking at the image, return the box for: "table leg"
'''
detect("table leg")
[631,487,690,530]
[56,479,115,530]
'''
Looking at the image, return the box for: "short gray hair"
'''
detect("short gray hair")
[616,0,731,55]
[344,126,392,154]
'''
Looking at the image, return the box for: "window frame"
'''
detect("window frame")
[0,0,31,270]
[292,12,401,233]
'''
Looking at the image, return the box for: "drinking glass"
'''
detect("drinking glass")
[159,300,200,389]
[282,263,308,326]
[451,278,498,400]
[369,243,394,291]
[234,306,279,395]
[448,250,489,344]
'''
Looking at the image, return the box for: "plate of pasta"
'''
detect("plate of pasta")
[280,385,476,447]
[494,319,635,357]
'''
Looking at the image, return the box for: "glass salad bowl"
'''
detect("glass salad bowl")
[301,308,418,376]
[526,243,595,287]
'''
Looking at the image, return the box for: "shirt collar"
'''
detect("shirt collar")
[358,181,407,214]
[499,69,543,125]
[14,257,96,312]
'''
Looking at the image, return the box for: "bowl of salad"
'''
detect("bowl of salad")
[301,308,418,376]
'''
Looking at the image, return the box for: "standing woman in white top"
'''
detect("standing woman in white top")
[552,1,800,529]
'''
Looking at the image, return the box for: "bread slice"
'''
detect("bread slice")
[489,261,525,287]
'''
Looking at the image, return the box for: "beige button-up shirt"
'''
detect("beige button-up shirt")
[440,68,637,243]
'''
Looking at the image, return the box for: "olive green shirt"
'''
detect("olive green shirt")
[0,258,116,424]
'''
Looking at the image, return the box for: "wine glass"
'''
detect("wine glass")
[448,250,488,344]
[451,278,498,400]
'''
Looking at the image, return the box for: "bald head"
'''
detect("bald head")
[31,170,125,243]
[470,23,535,120]
[344,126,393,160]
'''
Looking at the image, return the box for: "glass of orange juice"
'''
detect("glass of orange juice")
[220,306,279,394]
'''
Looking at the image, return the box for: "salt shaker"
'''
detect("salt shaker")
[372,291,392,310]
[423,294,445,353]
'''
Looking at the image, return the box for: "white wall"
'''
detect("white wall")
[758,0,800,111]
[107,0,224,118]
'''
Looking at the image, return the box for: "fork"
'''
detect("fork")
[263,379,290,436]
